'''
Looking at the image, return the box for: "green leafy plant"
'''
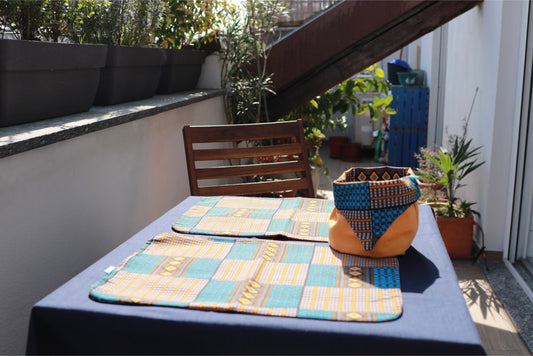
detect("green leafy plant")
[0,0,45,40]
[306,128,326,170]
[415,147,442,184]
[416,88,484,218]
[280,64,396,172]
[64,0,112,44]
[421,133,484,217]
[156,0,230,49]
[221,0,287,125]
[66,0,163,47]
[414,147,445,202]
[40,0,71,42]
[0,0,112,44]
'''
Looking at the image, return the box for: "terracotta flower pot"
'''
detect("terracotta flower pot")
[341,142,361,162]
[329,136,350,158]
[436,214,474,259]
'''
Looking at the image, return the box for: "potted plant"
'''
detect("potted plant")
[416,122,484,259]
[70,0,166,106]
[0,0,107,127]
[328,135,350,158]
[154,0,228,94]
[414,147,447,203]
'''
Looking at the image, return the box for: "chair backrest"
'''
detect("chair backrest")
[182,119,316,198]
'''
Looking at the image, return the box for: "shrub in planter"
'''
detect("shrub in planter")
[155,0,229,93]
[0,0,106,126]
[71,0,166,106]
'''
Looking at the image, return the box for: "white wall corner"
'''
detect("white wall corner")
[196,52,223,89]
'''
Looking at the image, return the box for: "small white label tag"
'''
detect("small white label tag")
[104,266,116,274]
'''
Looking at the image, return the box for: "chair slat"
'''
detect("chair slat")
[196,161,308,180]
[186,121,300,143]
[193,143,303,161]
[196,178,310,197]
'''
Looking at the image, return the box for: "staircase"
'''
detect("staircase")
[267,0,481,119]
[276,0,340,38]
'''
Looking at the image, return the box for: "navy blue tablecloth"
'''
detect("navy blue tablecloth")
[26,197,484,355]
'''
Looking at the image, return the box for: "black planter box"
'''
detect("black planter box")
[0,39,107,127]
[94,45,166,106]
[157,49,207,94]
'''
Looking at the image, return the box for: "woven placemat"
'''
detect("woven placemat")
[172,196,334,243]
[90,232,402,322]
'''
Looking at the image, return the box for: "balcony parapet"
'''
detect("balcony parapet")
[0,89,223,159]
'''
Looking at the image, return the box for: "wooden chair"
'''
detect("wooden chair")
[182,119,316,198]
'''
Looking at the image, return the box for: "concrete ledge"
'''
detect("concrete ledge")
[0,89,224,158]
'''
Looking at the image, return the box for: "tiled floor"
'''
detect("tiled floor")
[317,144,531,355]
[454,260,531,355]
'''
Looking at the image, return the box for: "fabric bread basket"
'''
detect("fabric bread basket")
[329,166,420,257]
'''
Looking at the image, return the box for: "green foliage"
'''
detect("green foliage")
[40,0,71,42]
[63,0,112,44]
[423,135,484,217]
[281,64,396,170]
[0,0,45,40]
[417,88,484,218]
[415,147,442,185]
[0,0,85,42]
[45,0,163,46]
[90,0,163,47]
[221,0,287,125]
[156,0,230,49]
[417,123,484,218]
[120,0,163,47]
[306,127,326,169]
[0,0,163,46]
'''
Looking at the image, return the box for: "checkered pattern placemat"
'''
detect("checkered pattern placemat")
[90,232,402,322]
[172,196,334,242]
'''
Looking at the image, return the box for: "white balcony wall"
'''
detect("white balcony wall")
[0,96,225,354]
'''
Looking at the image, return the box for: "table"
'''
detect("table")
[26,197,485,354]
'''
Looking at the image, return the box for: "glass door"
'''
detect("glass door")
[509,3,533,292]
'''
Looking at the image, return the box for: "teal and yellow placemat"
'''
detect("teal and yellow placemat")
[172,196,334,243]
[90,232,402,322]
